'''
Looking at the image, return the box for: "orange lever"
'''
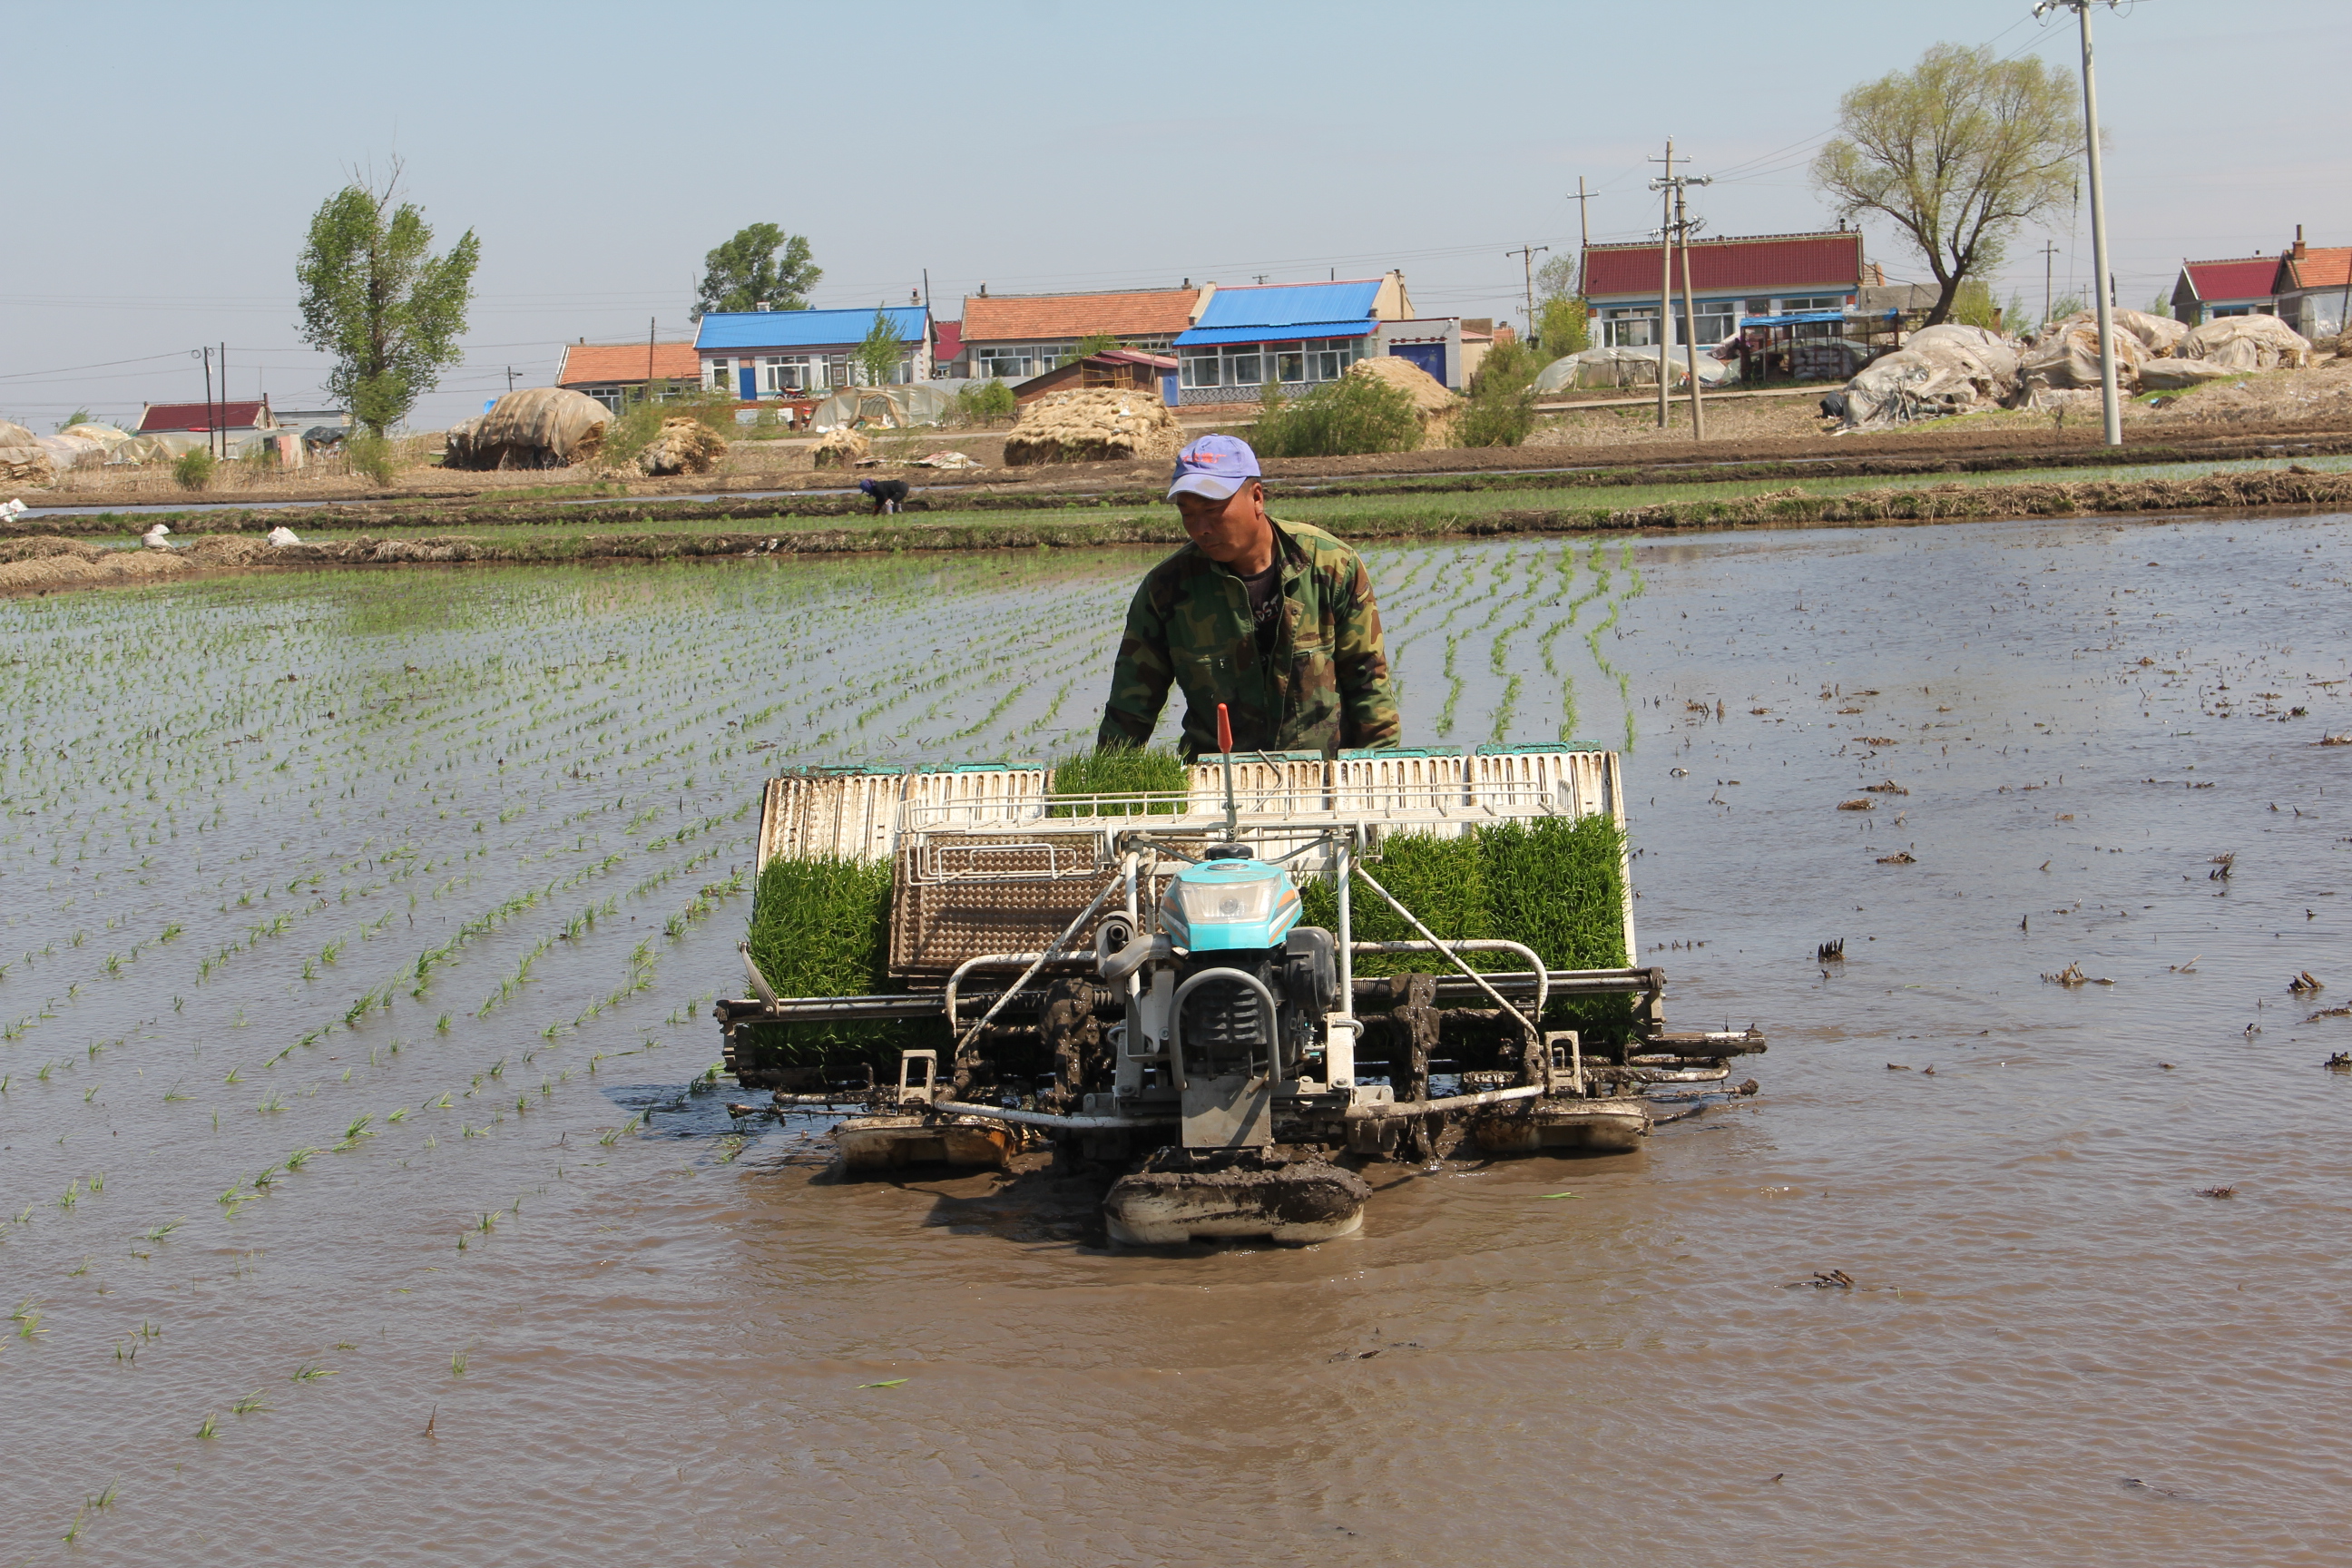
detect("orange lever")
[1216,702,1232,754]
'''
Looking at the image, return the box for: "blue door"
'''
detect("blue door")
[739,366,758,401]
[1161,372,1180,406]
[1388,343,1446,385]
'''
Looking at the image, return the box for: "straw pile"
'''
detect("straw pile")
[1003,387,1183,466]
[811,426,870,469]
[1,421,55,485]
[0,535,187,590]
[444,387,611,470]
[637,416,727,475]
[1346,356,1462,444]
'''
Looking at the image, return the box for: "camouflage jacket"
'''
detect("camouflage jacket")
[1096,516,1401,760]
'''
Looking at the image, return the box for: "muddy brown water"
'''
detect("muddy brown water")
[2,514,2347,1564]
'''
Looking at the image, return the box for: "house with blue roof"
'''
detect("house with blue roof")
[1173,272,1436,406]
[693,306,930,400]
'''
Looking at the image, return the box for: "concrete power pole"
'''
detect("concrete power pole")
[2039,240,2062,329]
[1671,176,1712,439]
[1650,139,1675,427]
[2039,0,2123,446]
[1651,143,1711,437]
[1506,243,1548,350]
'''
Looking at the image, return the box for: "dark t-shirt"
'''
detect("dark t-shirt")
[1240,560,1283,657]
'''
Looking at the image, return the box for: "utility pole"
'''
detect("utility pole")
[647,316,658,395]
[1506,243,1548,348]
[220,344,228,457]
[2039,0,2122,446]
[2039,240,2062,328]
[1650,138,1675,427]
[198,347,214,459]
[1671,178,1711,439]
[1569,175,1594,261]
[1650,142,1711,436]
[505,366,520,396]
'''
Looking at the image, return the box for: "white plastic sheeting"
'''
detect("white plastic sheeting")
[1534,345,1738,393]
[2176,315,2313,372]
[1826,325,2019,429]
[811,383,960,429]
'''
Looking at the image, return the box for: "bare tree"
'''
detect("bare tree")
[1812,43,2083,327]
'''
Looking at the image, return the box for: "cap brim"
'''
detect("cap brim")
[1168,473,1244,502]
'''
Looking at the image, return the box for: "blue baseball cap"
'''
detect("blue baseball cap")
[1168,434,1261,501]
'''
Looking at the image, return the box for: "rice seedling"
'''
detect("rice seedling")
[451,1348,468,1376]
[290,1360,333,1382]
[196,1412,219,1438]
[230,1391,269,1415]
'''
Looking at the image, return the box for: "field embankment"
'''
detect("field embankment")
[10,465,2352,595]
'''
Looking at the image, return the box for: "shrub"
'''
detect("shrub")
[172,446,216,490]
[1457,339,1540,447]
[955,379,1016,426]
[347,431,396,485]
[1248,370,1421,457]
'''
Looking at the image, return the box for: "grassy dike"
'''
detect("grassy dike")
[224,466,2352,563]
[10,466,2352,589]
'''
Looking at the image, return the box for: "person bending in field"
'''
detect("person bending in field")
[858,477,910,515]
[1096,434,1398,761]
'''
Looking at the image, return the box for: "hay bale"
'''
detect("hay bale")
[184,534,274,565]
[0,420,55,486]
[444,387,611,470]
[811,426,871,469]
[1003,387,1183,466]
[1348,355,1463,440]
[639,416,727,476]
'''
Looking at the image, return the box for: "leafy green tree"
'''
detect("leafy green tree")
[1532,254,1589,360]
[1948,279,2003,330]
[295,167,479,436]
[693,223,821,318]
[854,307,905,387]
[1061,331,1122,366]
[1812,43,2083,327]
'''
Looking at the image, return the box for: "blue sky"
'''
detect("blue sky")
[5,0,2344,430]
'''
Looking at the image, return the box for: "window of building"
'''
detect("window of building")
[975,342,1074,379]
[1227,351,1261,386]
[1777,295,1846,314]
[1276,349,1305,384]
[708,358,730,390]
[1602,308,1660,348]
[762,355,818,392]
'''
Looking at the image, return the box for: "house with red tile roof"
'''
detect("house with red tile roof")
[2269,228,2351,340]
[960,286,1204,381]
[555,341,704,412]
[1582,230,1867,349]
[136,397,274,436]
[2170,255,2278,326]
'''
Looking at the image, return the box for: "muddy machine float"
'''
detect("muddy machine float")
[717,713,1762,1243]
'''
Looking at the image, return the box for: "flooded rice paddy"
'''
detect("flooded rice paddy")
[2,514,2347,1564]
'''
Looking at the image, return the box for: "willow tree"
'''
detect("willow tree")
[295,166,478,435]
[1811,43,2083,327]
